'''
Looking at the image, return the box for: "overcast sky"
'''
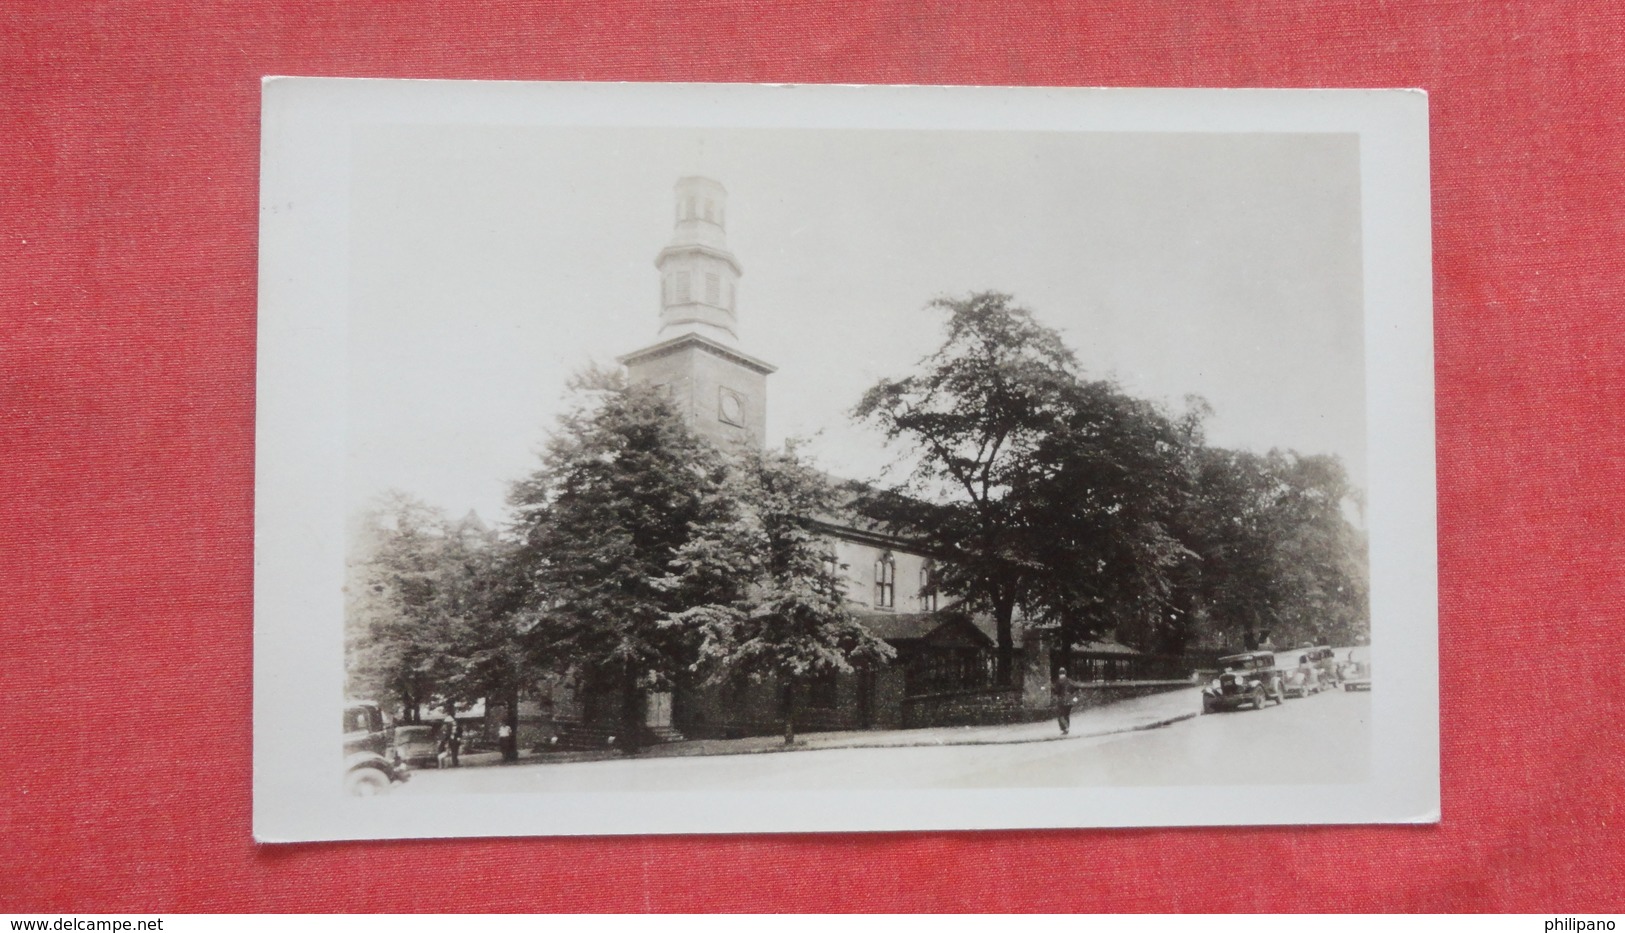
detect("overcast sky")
[347,125,1364,526]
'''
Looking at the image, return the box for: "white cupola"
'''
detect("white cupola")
[655,176,742,344]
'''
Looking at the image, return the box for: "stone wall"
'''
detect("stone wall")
[896,680,1194,728]
[901,687,1032,728]
[674,667,910,739]
[1064,680,1194,711]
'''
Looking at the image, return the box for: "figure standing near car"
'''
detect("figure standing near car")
[439,713,462,767]
[1053,668,1078,735]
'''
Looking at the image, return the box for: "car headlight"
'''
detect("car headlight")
[1209,679,1222,690]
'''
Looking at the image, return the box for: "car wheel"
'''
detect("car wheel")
[1253,688,1267,710]
[346,767,391,797]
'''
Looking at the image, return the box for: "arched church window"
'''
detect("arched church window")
[705,272,720,305]
[919,561,938,612]
[685,197,695,219]
[875,553,896,609]
[675,272,691,303]
[703,199,714,222]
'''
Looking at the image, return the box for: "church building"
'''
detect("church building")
[576,177,1015,740]
[525,177,1190,748]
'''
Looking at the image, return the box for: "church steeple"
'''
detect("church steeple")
[655,177,741,344]
[621,176,774,450]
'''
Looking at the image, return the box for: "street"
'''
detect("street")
[398,688,1370,794]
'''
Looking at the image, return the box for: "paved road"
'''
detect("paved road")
[399,688,1370,795]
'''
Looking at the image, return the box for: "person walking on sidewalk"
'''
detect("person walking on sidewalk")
[1052,668,1079,735]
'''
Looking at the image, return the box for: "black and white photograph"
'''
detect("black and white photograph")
[254,81,1436,841]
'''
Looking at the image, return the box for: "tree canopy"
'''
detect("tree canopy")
[345,493,497,722]
[505,369,730,749]
[664,443,895,743]
[854,291,1368,673]
[852,292,1083,681]
[853,292,1209,679]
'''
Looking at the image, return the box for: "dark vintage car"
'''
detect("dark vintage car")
[1201,651,1285,712]
[1336,645,1371,691]
[344,701,410,795]
[389,723,443,769]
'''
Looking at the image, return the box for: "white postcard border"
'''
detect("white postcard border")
[254,80,1435,842]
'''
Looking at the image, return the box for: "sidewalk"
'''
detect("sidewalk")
[649,685,1202,759]
[461,686,1202,767]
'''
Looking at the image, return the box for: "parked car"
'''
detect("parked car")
[344,701,410,795]
[389,723,442,769]
[1274,649,1325,698]
[1201,651,1285,712]
[1337,645,1371,691]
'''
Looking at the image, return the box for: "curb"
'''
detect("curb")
[590,705,1203,762]
[458,694,1207,767]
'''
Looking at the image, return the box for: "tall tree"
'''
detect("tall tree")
[1176,447,1285,650]
[1263,452,1369,647]
[664,444,895,745]
[1175,446,1368,651]
[1021,381,1198,663]
[345,493,484,722]
[432,512,534,760]
[507,369,727,753]
[852,292,1080,683]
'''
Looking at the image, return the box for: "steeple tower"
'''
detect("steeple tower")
[656,177,742,344]
[620,177,775,449]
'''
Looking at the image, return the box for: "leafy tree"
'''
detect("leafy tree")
[1022,381,1198,664]
[852,292,1081,683]
[1174,446,1368,652]
[1261,453,1369,647]
[432,512,534,760]
[346,493,485,722]
[853,292,1197,679]
[507,369,728,753]
[664,444,895,745]
[1174,447,1284,651]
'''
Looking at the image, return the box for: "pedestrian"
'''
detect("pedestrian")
[1053,667,1078,735]
[438,713,462,767]
[498,722,516,762]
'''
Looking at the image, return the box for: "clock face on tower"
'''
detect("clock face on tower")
[718,388,746,427]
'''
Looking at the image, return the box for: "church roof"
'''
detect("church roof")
[616,331,777,375]
[803,474,946,555]
[850,609,996,648]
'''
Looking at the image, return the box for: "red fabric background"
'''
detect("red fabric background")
[1,0,1621,913]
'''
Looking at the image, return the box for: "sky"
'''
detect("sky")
[346,124,1365,526]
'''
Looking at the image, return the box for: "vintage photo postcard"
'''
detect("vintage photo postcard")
[254,80,1435,841]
